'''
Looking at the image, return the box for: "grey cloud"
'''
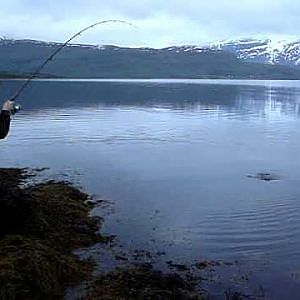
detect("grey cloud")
[0,0,299,47]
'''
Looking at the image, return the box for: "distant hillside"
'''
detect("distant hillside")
[1,39,300,79]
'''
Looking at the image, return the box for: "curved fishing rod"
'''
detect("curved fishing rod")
[9,19,135,102]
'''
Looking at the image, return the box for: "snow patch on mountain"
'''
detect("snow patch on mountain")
[209,38,300,66]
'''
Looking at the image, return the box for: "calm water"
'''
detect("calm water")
[1,79,300,298]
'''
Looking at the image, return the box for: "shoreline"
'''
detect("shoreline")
[2,77,300,82]
[0,168,216,299]
[2,78,300,90]
[0,168,102,299]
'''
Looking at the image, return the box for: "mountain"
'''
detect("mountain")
[1,38,300,79]
[209,38,300,66]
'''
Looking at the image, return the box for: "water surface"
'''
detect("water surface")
[1,79,300,298]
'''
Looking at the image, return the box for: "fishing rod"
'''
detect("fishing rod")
[9,19,135,110]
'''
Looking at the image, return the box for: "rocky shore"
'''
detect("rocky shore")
[0,168,102,299]
[0,168,212,300]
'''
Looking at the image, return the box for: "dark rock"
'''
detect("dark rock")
[194,260,221,270]
[167,260,190,271]
[247,172,281,181]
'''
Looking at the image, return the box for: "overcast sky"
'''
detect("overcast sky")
[0,0,299,48]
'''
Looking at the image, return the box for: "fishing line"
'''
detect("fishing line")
[9,19,136,103]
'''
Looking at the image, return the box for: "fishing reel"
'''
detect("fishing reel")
[11,104,22,115]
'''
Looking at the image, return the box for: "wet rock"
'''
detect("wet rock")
[167,260,190,271]
[133,249,153,258]
[0,169,34,237]
[194,260,221,270]
[115,255,128,261]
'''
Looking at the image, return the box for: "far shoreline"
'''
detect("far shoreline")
[2,77,300,87]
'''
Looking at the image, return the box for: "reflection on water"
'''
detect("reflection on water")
[1,79,300,116]
[1,79,300,299]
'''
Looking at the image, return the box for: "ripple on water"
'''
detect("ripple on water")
[187,197,300,258]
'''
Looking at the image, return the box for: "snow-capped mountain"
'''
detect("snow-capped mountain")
[2,37,300,67]
[2,37,300,79]
[161,39,300,67]
[209,39,300,66]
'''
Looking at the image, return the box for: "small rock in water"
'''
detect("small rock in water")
[115,255,128,261]
[166,260,189,271]
[247,172,281,181]
[194,260,221,270]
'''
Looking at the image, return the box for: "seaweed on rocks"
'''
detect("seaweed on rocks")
[0,168,101,300]
[0,235,92,300]
[86,264,207,300]
[0,168,233,299]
